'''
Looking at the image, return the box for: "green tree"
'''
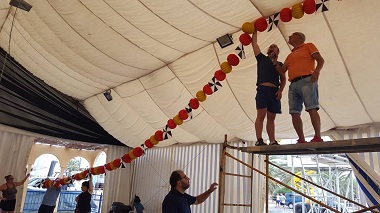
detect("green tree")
[65,158,81,174]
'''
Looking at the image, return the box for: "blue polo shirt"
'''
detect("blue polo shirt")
[162,189,196,213]
[41,187,61,206]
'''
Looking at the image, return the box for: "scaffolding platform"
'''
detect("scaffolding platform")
[240,137,380,155]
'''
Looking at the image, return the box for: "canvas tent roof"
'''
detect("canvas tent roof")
[0,0,379,148]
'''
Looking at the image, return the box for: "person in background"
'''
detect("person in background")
[75,174,93,213]
[251,29,286,146]
[38,178,62,213]
[162,170,218,213]
[275,193,281,207]
[280,193,286,208]
[133,195,144,213]
[0,173,30,213]
[277,32,325,143]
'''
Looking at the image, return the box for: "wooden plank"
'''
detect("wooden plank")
[240,138,380,155]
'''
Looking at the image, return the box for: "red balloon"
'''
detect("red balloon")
[74,173,81,181]
[144,139,154,148]
[133,147,144,157]
[55,178,64,187]
[105,163,113,171]
[303,0,316,14]
[255,17,268,32]
[99,166,106,174]
[178,109,188,120]
[155,130,164,141]
[239,33,252,46]
[122,153,133,163]
[203,84,213,95]
[112,158,121,168]
[167,119,177,129]
[78,170,88,179]
[189,98,200,109]
[227,54,239,66]
[92,166,103,174]
[280,8,292,22]
[214,70,226,81]
[43,179,53,188]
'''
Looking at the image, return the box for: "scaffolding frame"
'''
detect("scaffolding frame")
[218,136,380,213]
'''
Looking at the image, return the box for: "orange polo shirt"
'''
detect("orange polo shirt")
[284,43,319,81]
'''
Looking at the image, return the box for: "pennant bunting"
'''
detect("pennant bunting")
[267,12,280,32]
[35,179,44,188]
[235,44,246,59]
[67,178,74,184]
[163,125,172,140]
[52,179,59,186]
[316,0,329,13]
[183,104,193,122]
[208,77,223,92]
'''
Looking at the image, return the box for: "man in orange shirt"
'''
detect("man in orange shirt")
[277,32,324,143]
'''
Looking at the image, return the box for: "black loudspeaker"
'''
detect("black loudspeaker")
[103,90,113,101]
[9,0,32,12]
[216,34,233,48]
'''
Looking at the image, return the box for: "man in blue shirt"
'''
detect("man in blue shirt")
[162,170,217,213]
[38,178,61,213]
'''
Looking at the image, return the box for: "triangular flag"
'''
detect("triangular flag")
[208,77,223,92]
[163,125,173,140]
[35,179,44,188]
[316,0,330,13]
[267,12,280,32]
[235,44,246,59]
[183,104,193,122]
[52,178,59,186]
[67,177,74,184]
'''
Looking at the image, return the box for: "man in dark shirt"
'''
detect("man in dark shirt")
[252,29,286,146]
[162,170,217,213]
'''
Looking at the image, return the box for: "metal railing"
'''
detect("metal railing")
[23,189,102,213]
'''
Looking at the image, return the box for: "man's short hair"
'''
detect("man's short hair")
[268,44,280,54]
[294,32,306,42]
[169,170,183,189]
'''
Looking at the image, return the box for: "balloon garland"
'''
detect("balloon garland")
[35,0,334,188]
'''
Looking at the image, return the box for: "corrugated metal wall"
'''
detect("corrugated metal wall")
[335,125,380,208]
[102,145,133,213]
[337,124,380,175]
[131,141,266,213]
[131,143,221,213]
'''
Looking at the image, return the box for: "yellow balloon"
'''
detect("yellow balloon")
[292,3,304,19]
[150,135,159,145]
[129,150,137,159]
[173,115,184,125]
[242,22,255,34]
[220,62,232,74]
[196,90,206,102]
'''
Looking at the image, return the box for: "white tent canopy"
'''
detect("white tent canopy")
[0,0,379,147]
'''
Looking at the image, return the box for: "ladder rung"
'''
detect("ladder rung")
[224,172,251,178]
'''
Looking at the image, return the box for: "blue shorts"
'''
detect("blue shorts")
[288,76,319,114]
[255,85,281,114]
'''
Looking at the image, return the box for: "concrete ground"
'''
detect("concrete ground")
[268,200,294,213]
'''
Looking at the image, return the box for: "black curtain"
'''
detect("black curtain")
[0,48,125,146]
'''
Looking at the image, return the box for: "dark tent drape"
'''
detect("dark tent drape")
[0,48,125,146]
